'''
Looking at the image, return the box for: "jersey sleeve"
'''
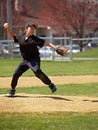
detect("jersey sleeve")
[13,36,19,43]
[34,36,45,47]
[13,34,22,43]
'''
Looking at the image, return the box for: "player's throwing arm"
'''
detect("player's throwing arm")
[3,23,14,40]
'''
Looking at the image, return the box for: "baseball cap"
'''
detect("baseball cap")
[25,22,38,29]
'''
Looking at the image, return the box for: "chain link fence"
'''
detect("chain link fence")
[0,37,98,61]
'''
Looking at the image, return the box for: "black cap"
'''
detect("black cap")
[25,22,38,29]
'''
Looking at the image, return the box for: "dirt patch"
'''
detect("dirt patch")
[1,75,98,88]
[0,94,98,113]
[0,75,98,113]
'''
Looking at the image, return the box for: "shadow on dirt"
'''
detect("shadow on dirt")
[83,99,98,102]
[10,94,73,101]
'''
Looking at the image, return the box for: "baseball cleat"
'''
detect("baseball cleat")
[51,87,57,93]
[5,89,15,97]
[49,83,57,93]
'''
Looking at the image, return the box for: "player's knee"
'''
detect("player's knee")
[35,69,42,77]
[13,72,22,78]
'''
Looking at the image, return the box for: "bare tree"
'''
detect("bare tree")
[43,0,98,50]
[14,0,38,19]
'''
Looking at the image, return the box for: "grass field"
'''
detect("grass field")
[74,47,98,58]
[0,112,98,130]
[0,83,98,97]
[0,57,98,77]
[0,47,98,130]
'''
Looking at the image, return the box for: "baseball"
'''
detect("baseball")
[3,23,8,28]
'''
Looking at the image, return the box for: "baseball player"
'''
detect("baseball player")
[4,22,57,97]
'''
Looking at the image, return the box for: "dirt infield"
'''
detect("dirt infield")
[1,75,98,88]
[0,94,98,113]
[0,75,98,113]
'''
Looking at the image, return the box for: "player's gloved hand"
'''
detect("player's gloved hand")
[55,46,69,56]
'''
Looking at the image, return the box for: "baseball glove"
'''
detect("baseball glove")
[56,46,69,56]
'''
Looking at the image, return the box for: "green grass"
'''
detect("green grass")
[0,112,98,130]
[0,57,98,76]
[0,47,98,77]
[74,47,98,58]
[0,83,98,96]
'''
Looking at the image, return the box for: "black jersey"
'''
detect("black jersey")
[14,34,45,60]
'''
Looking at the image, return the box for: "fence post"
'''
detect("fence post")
[69,37,73,61]
[51,36,55,61]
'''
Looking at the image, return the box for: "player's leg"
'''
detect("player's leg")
[27,57,57,93]
[6,60,29,97]
[35,69,57,93]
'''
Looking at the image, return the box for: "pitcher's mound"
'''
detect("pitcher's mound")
[0,93,98,113]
